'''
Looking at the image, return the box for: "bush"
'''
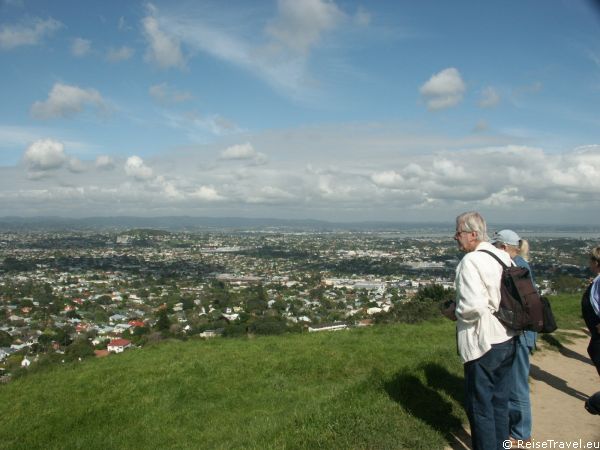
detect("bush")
[374,300,441,323]
[249,318,288,336]
[414,284,455,303]
[65,338,94,361]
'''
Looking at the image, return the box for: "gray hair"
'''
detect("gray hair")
[456,211,488,242]
[591,246,600,263]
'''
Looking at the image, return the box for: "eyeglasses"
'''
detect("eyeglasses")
[454,230,469,237]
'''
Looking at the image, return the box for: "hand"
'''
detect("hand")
[442,301,457,321]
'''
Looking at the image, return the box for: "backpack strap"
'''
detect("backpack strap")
[477,249,511,268]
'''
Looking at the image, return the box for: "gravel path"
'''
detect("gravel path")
[447,331,600,449]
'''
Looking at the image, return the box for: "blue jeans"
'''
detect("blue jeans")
[509,331,536,439]
[464,338,516,450]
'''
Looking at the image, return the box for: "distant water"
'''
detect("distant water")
[370,226,600,240]
[1,216,599,239]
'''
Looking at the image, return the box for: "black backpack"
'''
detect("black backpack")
[478,249,547,332]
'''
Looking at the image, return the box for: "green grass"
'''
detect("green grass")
[0,320,466,450]
[539,294,587,349]
[0,295,588,450]
[547,293,584,331]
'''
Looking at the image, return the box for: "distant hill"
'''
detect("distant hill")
[0,321,467,449]
[2,215,599,235]
[0,215,450,232]
[117,228,173,237]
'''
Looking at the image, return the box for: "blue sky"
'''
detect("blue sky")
[1,0,600,224]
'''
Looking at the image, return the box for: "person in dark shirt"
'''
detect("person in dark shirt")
[581,246,600,377]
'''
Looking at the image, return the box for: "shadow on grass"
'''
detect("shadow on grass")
[422,363,465,406]
[529,364,588,401]
[384,366,471,449]
[540,334,593,366]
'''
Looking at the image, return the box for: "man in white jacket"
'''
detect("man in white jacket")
[445,211,516,450]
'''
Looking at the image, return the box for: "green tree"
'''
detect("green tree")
[5,354,24,372]
[55,326,74,347]
[246,297,267,315]
[20,298,34,308]
[155,308,171,332]
[386,299,440,324]
[0,330,12,347]
[37,333,53,351]
[413,284,454,303]
[552,275,586,294]
[65,338,95,361]
[270,298,287,313]
[250,317,287,335]
[96,295,113,305]
[180,296,194,310]
[66,310,81,319]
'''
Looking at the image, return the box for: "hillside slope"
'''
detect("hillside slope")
[0,321,466,449]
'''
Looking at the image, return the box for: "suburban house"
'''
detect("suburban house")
[107,338,132,353]
[199,330,220,339]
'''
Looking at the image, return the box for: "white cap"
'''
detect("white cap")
[490,229,521,246]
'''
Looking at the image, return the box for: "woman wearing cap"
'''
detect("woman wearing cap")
[491,229,536,446]
[581,246,600,377]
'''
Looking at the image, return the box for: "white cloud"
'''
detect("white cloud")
[432,158,467,180]
[265,0,344,55]
[151,0,355,101]
[371,170,404,188]
[482,187,525,206]
[162,111,240,140]
[5,124,600,222]
[149,83,192,104]
[247,185,295,204]
[220,143,256,160]
[0,17,61,50]
[31,83,107,120]
[142,6,185,69]
[154,175,183,200]
[0,125,44,149]
[354,6,371,26]
[208,116,239,134]
[118,16,132,31]
[67,158,86,173]
[190,185,224,201]
[106,46,134,62]
[479,86,500,108]
[124,156,154,181]
[23,139,67,171]
[220,142,267,164]
[420,67,466,111]
[71,37,91,57]
[95,155,115,170]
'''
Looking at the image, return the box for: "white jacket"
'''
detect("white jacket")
[454,241,515,363]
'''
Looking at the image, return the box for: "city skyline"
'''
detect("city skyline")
[1,0,600,224]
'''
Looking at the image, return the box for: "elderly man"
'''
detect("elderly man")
[444,211,516,450]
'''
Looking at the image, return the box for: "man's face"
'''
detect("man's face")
[454,224,478,252]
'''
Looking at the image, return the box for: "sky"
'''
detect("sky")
[1,0,600,224]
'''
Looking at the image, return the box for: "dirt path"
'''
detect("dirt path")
[529,331,600,445]
[447,331,600,449]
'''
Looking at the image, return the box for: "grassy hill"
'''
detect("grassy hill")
[0,295,584,450]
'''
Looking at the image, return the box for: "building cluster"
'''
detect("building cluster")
[0,229,592,376]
